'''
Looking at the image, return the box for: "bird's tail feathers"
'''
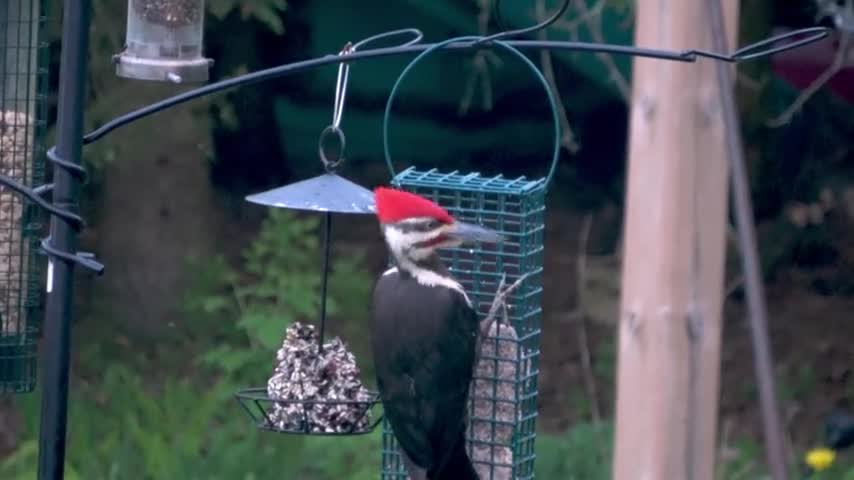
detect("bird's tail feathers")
[431,433,479,480]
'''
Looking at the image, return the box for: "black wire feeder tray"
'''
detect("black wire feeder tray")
[235,387,383,436]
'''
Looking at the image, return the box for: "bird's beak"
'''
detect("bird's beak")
[446,221,504,244]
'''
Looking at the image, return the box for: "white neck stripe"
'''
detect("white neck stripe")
[382,264,472,307]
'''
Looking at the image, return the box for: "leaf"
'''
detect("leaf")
[199,345,259,374]
[238,309,293,350]
[249,6,286,35]
[207,0,239,19]
[200,295,232,314]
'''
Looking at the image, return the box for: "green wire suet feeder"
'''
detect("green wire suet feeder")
[379,36,558,479]
[0,0,49,394]
[235,49,382,435]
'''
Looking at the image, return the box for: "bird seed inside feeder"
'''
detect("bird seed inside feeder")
[0,111,34,338]
[266,322,374,433]
[132,0,202,28]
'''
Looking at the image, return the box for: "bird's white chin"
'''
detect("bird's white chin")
[408,247,434,261]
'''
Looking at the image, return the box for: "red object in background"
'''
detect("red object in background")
[770,27,854,104]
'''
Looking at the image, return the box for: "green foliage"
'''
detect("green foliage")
[185,209,372,383]
[1,208,378,479]
[717,437,767,480]
[0,364,381,480]
[810,464,854,480]
[535,421,614,480]
[208,0,288,34]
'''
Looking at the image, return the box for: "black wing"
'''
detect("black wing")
[370,270,479,473]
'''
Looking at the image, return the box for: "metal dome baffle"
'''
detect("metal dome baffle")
[379,36,559,480]
[0,0,49,394]
[235,45,382,436]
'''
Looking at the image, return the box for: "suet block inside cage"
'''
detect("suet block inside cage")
[115,0,213,83]
[381,168,545,480]
[0,0,48,394]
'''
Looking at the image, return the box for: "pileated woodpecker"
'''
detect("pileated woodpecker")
[371,187,503,480]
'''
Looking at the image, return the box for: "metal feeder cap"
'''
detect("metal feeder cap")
[245,173,376,215]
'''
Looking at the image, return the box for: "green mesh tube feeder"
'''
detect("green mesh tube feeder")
[0,0,49,394]
[379,36,559,480]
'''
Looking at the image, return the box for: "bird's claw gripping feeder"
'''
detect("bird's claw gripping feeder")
[235,44,383,436]
[114,0,213,83]
[378,36,559,480]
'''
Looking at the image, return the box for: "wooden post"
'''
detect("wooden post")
[611,1,739,480]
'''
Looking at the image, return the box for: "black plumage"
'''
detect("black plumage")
[371,262,480,480]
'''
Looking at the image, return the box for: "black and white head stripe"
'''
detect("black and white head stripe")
[380,217,471,305]
[389,217,445,233]
[382,217,460,260]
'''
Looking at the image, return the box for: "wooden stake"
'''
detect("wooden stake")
[611,1,739,480]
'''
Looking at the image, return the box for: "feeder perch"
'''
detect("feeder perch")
[0,0,49,394]
[115,0,213,83]
[234,163,382,436]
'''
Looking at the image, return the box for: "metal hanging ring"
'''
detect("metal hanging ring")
[316,43,355,172]
[318,125,346,171]
[383,35,562,188]
[317,30,426,173]
[351,28,424,51]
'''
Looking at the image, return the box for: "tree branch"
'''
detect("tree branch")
[478,272,532,342]
[553,0,632,101]
[536,0,580,153]
[766,31,853,128]
[459,0,501,114]
[573,212,602,424]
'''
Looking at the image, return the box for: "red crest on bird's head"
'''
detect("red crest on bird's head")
[373,187,454,225]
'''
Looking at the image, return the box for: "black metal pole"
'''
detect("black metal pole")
[37,0,91,479]
[317,212,332,354]
[705,1,789,479]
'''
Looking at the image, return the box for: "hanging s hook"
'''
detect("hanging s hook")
[332,42,353,129]
[318,42,354,172]
[317,31,424,173]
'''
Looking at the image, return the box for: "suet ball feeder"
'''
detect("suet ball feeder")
[235,48,382,435]
[235,165,382,436]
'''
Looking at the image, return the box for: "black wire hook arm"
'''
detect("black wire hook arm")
[7,20,825,278]
[0,175,83,228]
[0,150,104,274]
[80,26,830,145]
[44,145,104,273]
[10,22,825,275]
